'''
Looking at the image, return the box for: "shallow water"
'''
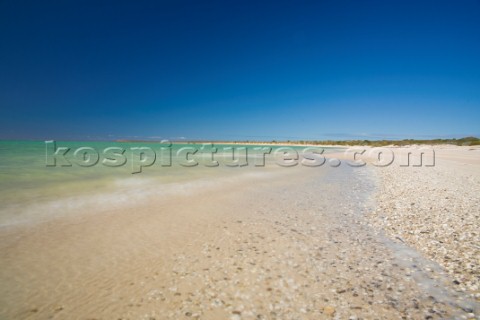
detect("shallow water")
[0,140,339,226]
[1,142,478,319]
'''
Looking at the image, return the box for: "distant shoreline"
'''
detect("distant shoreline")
[115,136,480,147]
[1,137,479,147]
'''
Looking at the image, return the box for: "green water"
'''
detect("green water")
[0,140,339,226]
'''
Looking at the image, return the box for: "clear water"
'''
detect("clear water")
[0,140,339,226]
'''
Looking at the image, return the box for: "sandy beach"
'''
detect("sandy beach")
[0,145,479,319]
[2,0,479,318]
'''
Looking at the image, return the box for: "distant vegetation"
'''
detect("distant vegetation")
[282,136,480,147]
[121,137,480,147]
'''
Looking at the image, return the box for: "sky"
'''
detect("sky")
[0,0,479,141]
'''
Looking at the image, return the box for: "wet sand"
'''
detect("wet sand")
[1,153,479,319]
[369,146,480,303]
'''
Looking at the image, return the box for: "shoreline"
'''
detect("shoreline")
[367,146,480,300]
[0,146,479,319]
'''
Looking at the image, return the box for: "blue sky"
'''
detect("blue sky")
[1,0,479,141]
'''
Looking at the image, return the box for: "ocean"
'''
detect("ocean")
[0,140,338,226]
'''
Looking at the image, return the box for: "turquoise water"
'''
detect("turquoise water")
[0,140,339,226]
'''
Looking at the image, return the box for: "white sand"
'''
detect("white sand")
[368,145,480,298]
[0,149,479,319]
